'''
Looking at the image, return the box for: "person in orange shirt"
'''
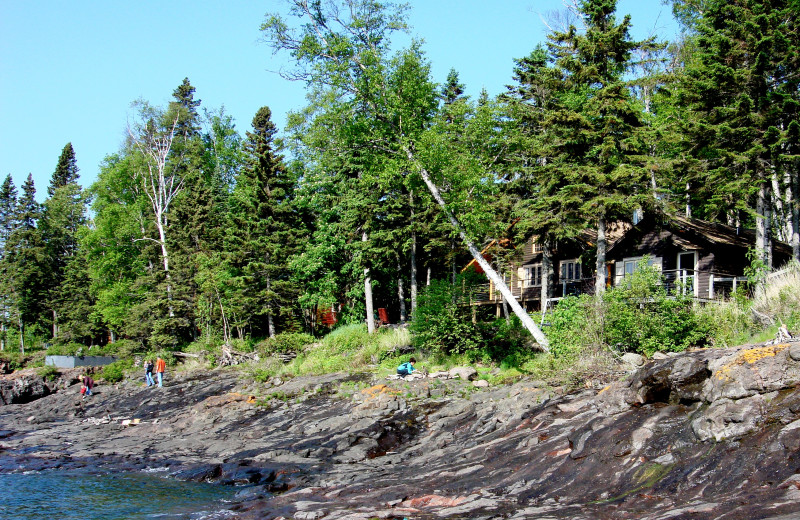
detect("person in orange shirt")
[155,357,166,388]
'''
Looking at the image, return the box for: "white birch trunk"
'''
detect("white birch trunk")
[541,238,551,306]
[756,182,768,266]
[363,231,375,334]
[398,260,407,323]
[595,217,607,296]
[410,191,418,317]
[405,147,549,349]
[266,273,276,338]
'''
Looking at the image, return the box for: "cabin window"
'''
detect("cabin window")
[532,242,543,254]
[677,251,697,295]
[559,259,580,281]
[524,264,542,287]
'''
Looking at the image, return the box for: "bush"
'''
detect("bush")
[45,342,83,356]
[37,364,59,381]
[546,294,600,358]
[410,278,484,356]
[546,260,710,358]
[602,262,708,356]
[100,360,128,383]
[257,332,315,355]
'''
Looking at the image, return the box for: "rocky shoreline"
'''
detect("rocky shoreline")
[3,342,800,519]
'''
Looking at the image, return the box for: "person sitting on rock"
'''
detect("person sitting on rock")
[397,357,416,377]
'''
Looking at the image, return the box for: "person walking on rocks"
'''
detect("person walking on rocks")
[82,373,94,398]
[144,359,155,387]
[155,357,166,388]
[397,357,416,377]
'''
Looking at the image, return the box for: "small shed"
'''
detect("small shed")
[45,355,118,368]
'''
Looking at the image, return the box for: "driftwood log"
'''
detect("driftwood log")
[219,345,259,366]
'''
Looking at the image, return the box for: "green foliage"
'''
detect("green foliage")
[603,262,708,356]
[696,288,754,347]
[410,278,484,356]
[100,360,131,383]
[36,364,59,381]
[102,339,141,358]
[45,342,83,355]
[257,332,315,355]
[545,295,601,359]
[548,261,710,358]
[0,352,25,372]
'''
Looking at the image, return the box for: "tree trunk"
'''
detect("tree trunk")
[541,238,552,307]
[410,191,418,317]
[18,318,24,356]
[756,181,768,266]
[685,182,691,218]
[595,217,608,296]
[52,309,58,339]
[266,273,276,338]
[363,231,375,334]
[790,169,800,260]
[451,239,457,285]
[772,170,786,242]
[397,259,407,323]
[406,148,549,349]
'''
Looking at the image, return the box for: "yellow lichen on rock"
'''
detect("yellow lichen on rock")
[360,384,401,400]
[716,344,790,381]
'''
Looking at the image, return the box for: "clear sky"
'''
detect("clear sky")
[0,0,679,201]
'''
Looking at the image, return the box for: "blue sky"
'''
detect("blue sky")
[0,0,679,201]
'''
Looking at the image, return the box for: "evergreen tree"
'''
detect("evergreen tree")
[4,174,47,353]
[676,0,800,262]
[48,142,79,197]
[0,175,18,351]
[41,144,89,339]
[529,0,657,294]
[226,106,303,338]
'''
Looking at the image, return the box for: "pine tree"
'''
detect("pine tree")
[676,0,800,263]
[529,0,657,294]
[48,142,79,197]
[4,175,47,353]
[226,106,303,338]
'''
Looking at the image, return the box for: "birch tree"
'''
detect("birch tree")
[127,102,184,317]
[261,0,549,347]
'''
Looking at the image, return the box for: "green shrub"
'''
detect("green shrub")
[258,332,315,355]
[602,262,708,356]
[37,364,59,381]
[0,352,25,372]
[546,261,710,358]
[100,360,128,383]
[102,339,141,358]
[410,278,484,356]
[45,342,83,356]
[546,294,599,358]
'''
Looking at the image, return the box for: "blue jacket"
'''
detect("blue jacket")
[397,362,415,373]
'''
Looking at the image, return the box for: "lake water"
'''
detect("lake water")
[0,469,238,520]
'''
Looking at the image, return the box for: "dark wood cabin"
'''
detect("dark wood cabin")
[605,214,793,299]
[466,214,793,315]
[465,223,629,313]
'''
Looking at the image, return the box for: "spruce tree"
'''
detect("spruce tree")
[41,145,89,339]
[227,106,303,337]
[4,175,47,353]
[529,0,657,294]
[48,142,79,197]
[0,175,18,351]
[676,0,800,263]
